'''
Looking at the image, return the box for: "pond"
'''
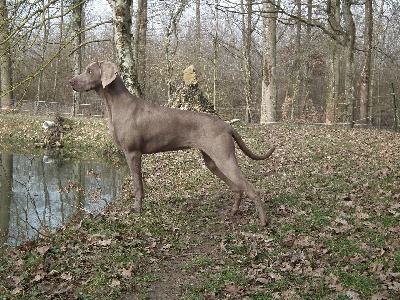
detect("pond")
[0,153,128,250]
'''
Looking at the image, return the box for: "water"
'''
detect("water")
[0,153,127,248]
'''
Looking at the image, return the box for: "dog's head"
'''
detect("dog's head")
[69,61,118,92]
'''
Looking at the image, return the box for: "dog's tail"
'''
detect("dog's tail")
[232,129,276,160]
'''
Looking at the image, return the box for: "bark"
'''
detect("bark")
[0,0,13,110]
[72,0,83,110]
[212,0,219,110]
[196,0,200,55]
[301,0,312,115]
[260,0,277,124]
[325,0,340,124]
[134,0,147,96]
[292,0,301,120]
[359,0,373,125]
[52,0,64,101]
[0,154,12,256]
[241,0,253,123]
[108,0,141,96]
[36,0,48,104]
[343,0,356,127]
[370,0,386,126]
[164,0,188,99]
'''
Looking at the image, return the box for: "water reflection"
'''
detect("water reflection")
[0,153,127,248]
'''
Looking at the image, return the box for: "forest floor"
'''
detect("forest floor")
[0,114,400,299]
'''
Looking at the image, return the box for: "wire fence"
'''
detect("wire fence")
[2,99,399,131]
[3,98,106,118]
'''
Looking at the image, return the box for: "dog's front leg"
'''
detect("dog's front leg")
[125,151,144,212]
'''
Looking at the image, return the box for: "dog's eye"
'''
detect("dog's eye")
[87,69,92,74]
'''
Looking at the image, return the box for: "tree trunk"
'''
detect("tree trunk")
[134,0,147,96]
[343,0,356,127]
[195,0,201,55]
[370,0,386,126]
[52,0,64,101]
[292,0,302,120]
[326,40,340,124]
[164,1,188,99]
[72,0,83,111]
[108,0,141,96]
[325,0,340,124]
[213,0,219,110]
[301,0,312,111]
[0,154,12,256]
[241,0,253,123]
[36,0,50,106]
[260,0,277,124]
[359,0,372,125]
[0,0,13,110]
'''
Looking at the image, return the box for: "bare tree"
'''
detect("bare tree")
[71,0,84,110]
[302,0,312,108]
[196,0,201,55]
[241,0,253,123]
[343,0,356,127]
[52,0,65,101]
[370,0,386,127]
[107,0,141,96]
[292,0,302,120]
[325,0,341,124]
[134,0,147,96]
[213,0,219,110]
[163,0,189,99]
[0,0,13,110]
[260,0,277,123]
[359,0,373,125]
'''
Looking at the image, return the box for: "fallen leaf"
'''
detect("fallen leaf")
[346,290,361,300]
[10,287,22,295]
[282,289,300,299]
[60,272,72,281]
[371,291,389,300]
[10,275,22,286]
[224,283,240,294]
[97,239,112,247]
[120,264,135,278]
[255,277,269,284]
[36,245,51,256]
[387,281,400,291]
[110,278,120,287]
[32,273,45,283]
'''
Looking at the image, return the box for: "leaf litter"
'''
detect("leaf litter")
[0,120,400,299]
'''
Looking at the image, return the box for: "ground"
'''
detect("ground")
[0,115,400,299]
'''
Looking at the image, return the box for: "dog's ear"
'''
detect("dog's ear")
[99,61,118,88]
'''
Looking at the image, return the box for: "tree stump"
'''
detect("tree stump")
[167,65,216,114]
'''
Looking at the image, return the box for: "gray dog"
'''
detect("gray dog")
[69,61,275,226]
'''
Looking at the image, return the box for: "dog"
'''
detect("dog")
[69,61,275,226]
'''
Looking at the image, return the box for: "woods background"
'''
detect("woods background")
[0,0,398,128]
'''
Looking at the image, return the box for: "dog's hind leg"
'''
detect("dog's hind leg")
[202,151,243,216]
[202,151,268,226]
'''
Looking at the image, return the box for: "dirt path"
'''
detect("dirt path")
[121,198,245,300]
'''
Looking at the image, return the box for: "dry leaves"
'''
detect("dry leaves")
[1,122,400,299]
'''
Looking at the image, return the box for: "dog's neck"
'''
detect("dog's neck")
[94,85,105,98]
[100,75,136,124]
[94,75,130,100]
